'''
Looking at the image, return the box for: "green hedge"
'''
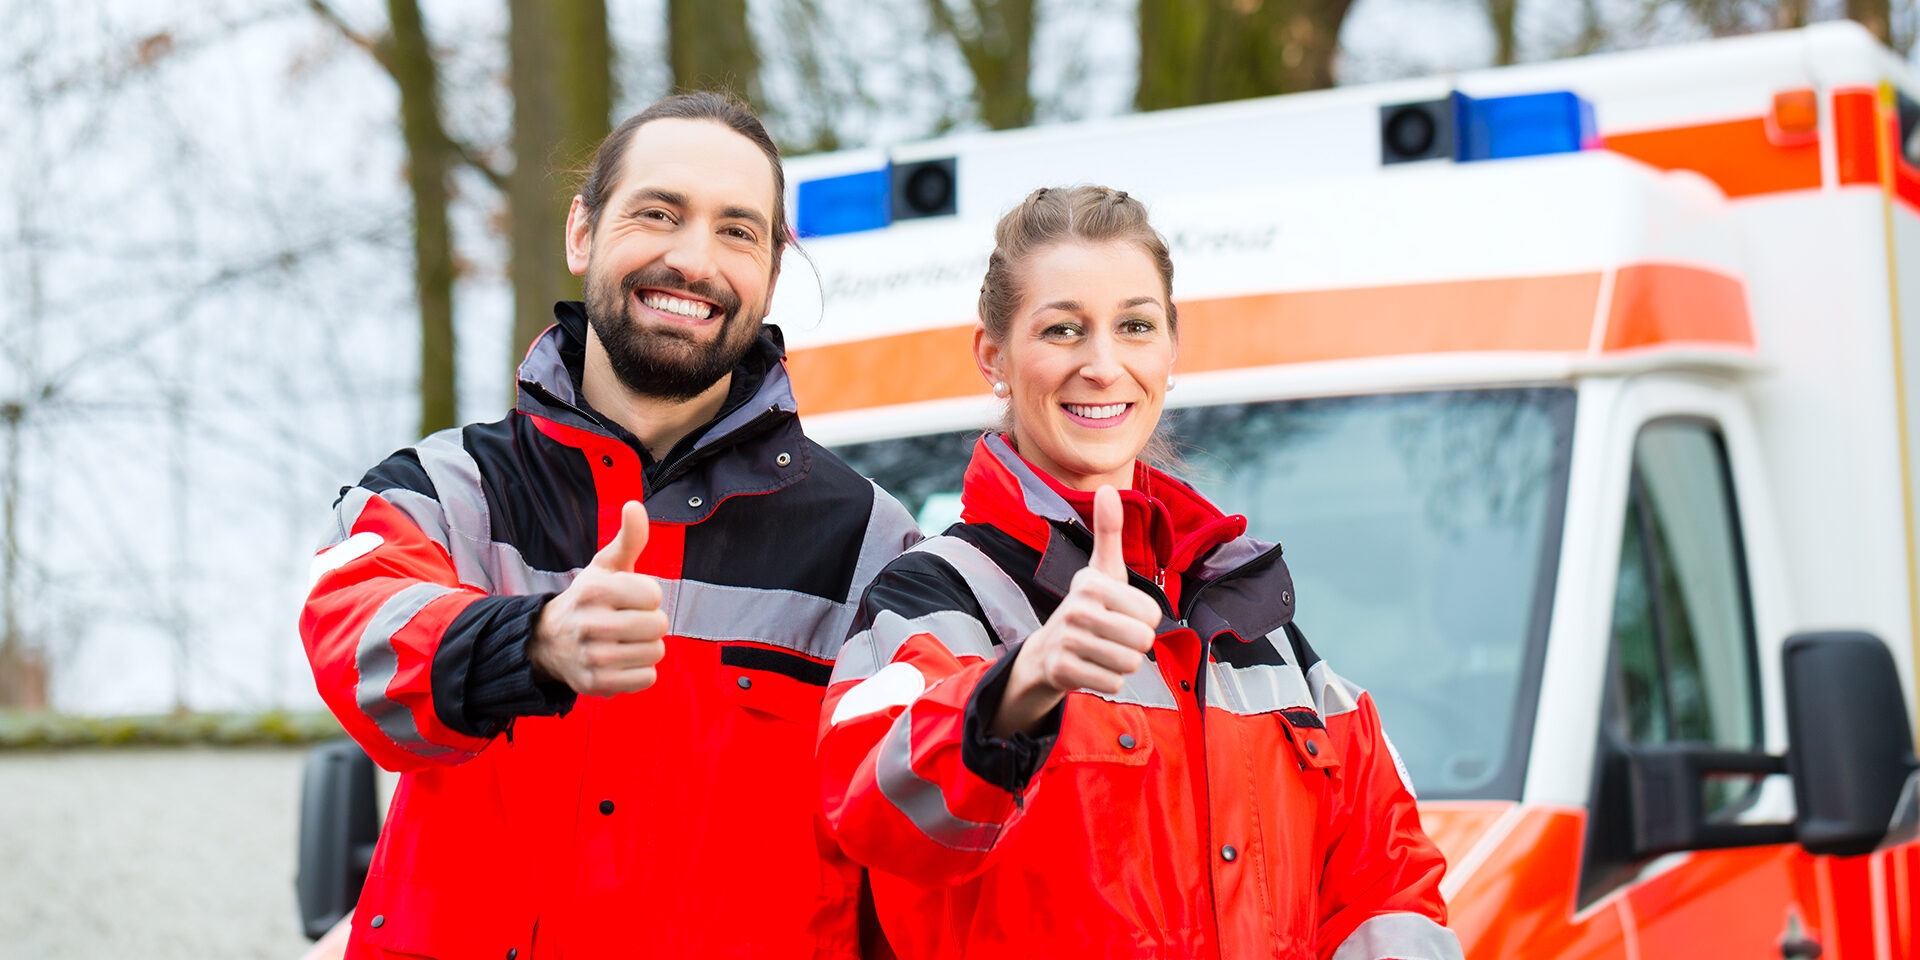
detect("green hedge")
[0,709,344,749]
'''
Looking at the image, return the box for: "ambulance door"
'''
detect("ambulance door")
[1576,377,1821,957]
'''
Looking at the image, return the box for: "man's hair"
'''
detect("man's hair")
[577,91,790,257]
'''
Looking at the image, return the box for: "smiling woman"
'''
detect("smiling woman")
[818,186,1461,960]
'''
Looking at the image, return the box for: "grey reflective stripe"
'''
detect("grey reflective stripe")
[517,325,576,406]
[666,578,848,659]
[1305,660,1363,719]
[1329,913,1464,960]
[410,431,579,595]
[857,482,924,591]
[905,536,1042,646]
[320,486,375,552]
[981,433,1078,524]
[832,608,998,684]
[355,582,473,763]
[1095,662,1180,710]
[875,703,1003,852]
[1193,535,1275,581]
[1207,645,1315,716]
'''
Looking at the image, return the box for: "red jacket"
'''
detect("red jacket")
[302,303,921,959]
[818,434,1458,960]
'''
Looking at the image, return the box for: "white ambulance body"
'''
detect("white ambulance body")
[770,21,1920,956]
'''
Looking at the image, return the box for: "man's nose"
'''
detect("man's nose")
[661,228,719,284]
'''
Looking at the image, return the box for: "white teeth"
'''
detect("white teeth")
[640,291,714,319]
[1065,403,1128,420]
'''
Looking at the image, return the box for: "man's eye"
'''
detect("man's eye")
[724,226,755,241]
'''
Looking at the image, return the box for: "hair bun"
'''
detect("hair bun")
[1112,190,1129,203]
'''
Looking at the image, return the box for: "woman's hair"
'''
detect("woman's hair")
[976,185,1185,475]
[977,185,1177,345]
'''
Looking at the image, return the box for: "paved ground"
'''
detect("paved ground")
[0,747,318,960]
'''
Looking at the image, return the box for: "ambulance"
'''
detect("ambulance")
[298,21,1920,957]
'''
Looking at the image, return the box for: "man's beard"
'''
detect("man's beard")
[585,263,763,402]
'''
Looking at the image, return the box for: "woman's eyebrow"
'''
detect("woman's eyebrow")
[1118,296,1160,310]
[1038,299,1084,314]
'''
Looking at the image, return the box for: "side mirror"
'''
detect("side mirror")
[1623,745,1792,859]
[295,738,379,940]
[1784,631,1920,856]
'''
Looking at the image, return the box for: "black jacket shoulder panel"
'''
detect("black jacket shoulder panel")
[463,414,599,573]
[680,438,879,602]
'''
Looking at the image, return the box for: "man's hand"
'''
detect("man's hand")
[990,486,1162,737]
[529,500,669,696]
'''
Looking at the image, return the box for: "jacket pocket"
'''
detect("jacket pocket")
[718,642,832,725]
[352,874,534,959]
[1278,707,1340,771]
[1053,697,1153,766]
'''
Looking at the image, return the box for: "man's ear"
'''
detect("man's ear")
[564,196,592,276]
[972,324,1002,393]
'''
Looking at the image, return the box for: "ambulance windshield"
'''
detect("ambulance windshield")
[834,386,1576,801]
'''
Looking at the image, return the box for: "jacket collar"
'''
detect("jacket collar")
[957,434,1252,602]
[516,301,798,450]
[515,301,807,525]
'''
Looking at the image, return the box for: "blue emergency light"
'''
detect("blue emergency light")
[1451,90,1596,162]
[796,167,891,238]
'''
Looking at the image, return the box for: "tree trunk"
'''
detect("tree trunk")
[668,0,762,108]
[0,403,45,710]
[1849,0,1892,44]
[926,0,1036,130]
[509,0,612,367]
[1137,0,1350,112]
[386,0,458,437]
[1485,0,1519,66]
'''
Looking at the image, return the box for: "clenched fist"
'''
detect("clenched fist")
[991,485,1163,737]
[529,500,669,696]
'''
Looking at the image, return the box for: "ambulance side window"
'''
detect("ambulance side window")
[1606,419,1762,797]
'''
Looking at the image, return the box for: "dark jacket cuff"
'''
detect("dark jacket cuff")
[961,641,1063,794]
[436,593,577,738]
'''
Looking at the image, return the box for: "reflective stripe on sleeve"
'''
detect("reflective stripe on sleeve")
[1329,913,1464,960]
[1305,659,1363,719]
[904,536,1042,646]
[833,608,997,683]
[875,703,1003,852]
[354,582,474,763]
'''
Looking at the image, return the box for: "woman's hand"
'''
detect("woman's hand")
[991,486,1163,737]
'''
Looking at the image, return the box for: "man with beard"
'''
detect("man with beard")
[301,93,920,960]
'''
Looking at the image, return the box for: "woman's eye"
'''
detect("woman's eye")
[1043,323,1081,338]
[1121,319,1156,334]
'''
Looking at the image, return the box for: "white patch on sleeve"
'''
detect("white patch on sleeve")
[1382,727,1417,800]
[830,661,927,726]
[309,532,384,590]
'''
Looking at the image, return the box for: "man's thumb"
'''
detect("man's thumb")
[592,500,650,572]
[1089,485,1127,581]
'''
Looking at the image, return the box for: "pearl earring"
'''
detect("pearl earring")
[1166,375,1176,390]
[993,381,1009,397]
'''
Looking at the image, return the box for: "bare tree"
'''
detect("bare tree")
[509,0,612,365]
[309,0,482,437]
[669,0,763,107]
[1136,0,1355,110]
[925,0,1036,129]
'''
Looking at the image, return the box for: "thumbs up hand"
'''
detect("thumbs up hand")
[989,486,1164,737]
[529,501,669,697]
